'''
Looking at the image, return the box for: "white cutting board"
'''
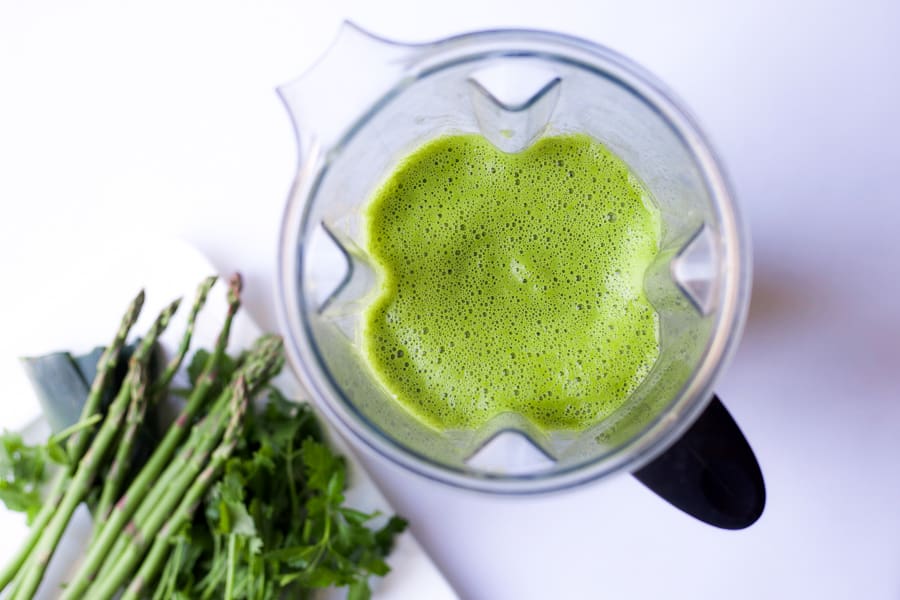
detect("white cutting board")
[0,237,457,600]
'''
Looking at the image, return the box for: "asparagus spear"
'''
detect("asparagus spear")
[94,276,216,527]
[86,336,284,587]
[69,290,147,461]
[11,299,180,600]
[0,290,145,594]
[149,275,217,398]
[92,358,149,528]
[98,396,230,572]
[88,376,250,600]
[121,379,248,600]
[59,276,244,600]
[126,333,282,532]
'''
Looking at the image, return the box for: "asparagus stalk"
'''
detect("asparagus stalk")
[121,380,247,600]
[132,333,282,529]
[87,336,284,586]
[90,377,250,600]
[131,334,283,530]
[92,359,149,528]
[59,276,244,600]
[94,276,216,527]
[0,290,145,594]
[149,275,217,398]
[11,299,179,600]
[69,290,147,461]
[98,397,228,573]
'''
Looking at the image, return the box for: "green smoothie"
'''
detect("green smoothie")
[362,133,661,431]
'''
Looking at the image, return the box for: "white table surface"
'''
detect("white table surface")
[1,1,899,599]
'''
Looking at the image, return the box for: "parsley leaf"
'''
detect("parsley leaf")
[0,432,49,524]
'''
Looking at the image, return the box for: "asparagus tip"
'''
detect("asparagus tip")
[227,273,243,305]
[162,297,182,320]
[194,276,217,304]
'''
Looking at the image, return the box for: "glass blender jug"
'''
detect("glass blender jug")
[276,23,764,528]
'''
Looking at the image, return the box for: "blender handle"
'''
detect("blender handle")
[632,395,765,529]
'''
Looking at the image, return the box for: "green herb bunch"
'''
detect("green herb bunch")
[149,359,407,600]
[0,275,405,600]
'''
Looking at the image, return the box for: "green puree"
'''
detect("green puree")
[362,133,662,431]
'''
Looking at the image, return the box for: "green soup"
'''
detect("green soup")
[362,133,661,431]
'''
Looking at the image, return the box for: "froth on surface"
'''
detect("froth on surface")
[362,133,661,431]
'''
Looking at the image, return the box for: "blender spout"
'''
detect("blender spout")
[277,21,418,158]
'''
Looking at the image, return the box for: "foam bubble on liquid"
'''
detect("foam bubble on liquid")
[362,134,662,431]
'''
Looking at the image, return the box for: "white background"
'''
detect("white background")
[2,1,899,599]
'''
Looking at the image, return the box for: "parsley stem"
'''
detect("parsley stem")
[46,414,103,451]
[286,438,299,522]
[225,534,237,600]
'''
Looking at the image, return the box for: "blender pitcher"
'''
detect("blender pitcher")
[276,23,764,529]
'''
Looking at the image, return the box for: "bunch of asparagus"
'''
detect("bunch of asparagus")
[0,273,369,599]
